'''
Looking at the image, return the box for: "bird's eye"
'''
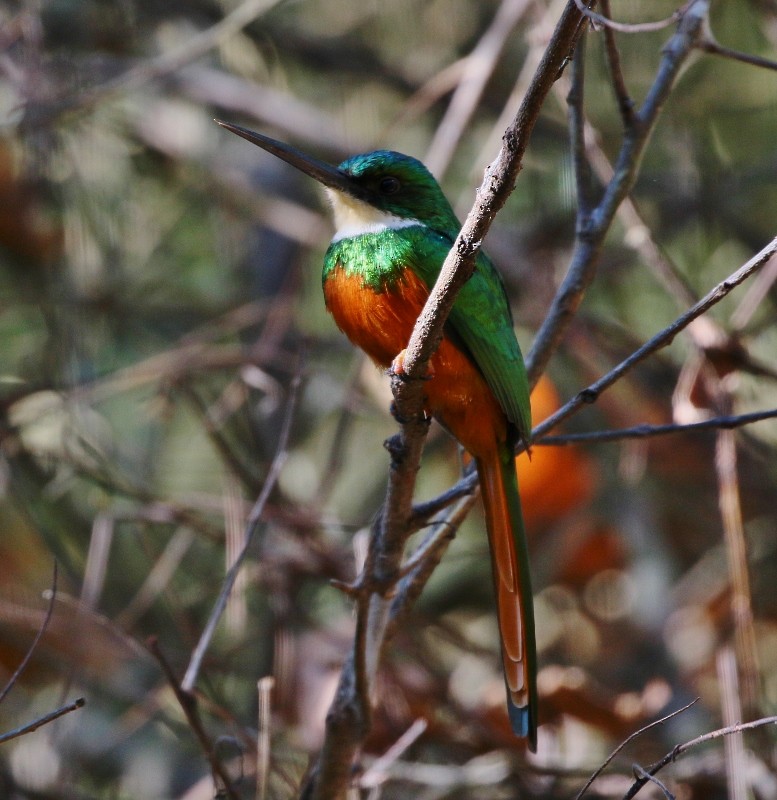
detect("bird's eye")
[379,176,401,194]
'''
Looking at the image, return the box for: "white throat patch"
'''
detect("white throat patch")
[326,188,423,242]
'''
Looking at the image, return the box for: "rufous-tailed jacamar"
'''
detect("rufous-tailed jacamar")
[217,120,538,750]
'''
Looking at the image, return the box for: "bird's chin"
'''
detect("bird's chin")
[327,189,421,243]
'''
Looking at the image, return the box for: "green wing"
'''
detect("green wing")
[409,229,532,443]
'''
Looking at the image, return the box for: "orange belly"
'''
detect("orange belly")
[323,264,507,458]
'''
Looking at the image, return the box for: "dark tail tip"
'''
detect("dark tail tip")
[508,700,537,753]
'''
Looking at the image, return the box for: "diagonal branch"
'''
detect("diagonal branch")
[405,241,777,537]
[0,562,57,705]
[301,4,588,799]
[424,0,534,178]
[698,36,777,73]
[0,697,85,745]
[537,407,777,445]
[572,0,683,34]
[149,638,241,800]
[181,361,302,694]
[575,698,699,800]
[527,0,711,385]
[622,714,777,799]
[533,235,777,440]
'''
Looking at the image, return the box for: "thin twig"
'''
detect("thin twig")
[149,638,241,800]
[360,718,429,790]
[388,494,479,632]
[302,6,589,798]
[622,715,777,799]
[527,0,710,385]
[536,407,777,445]
[731,237,777,330]
[575,698,698,800]
[396,495,478,583]
[0,697,85,745]
[182,359,303,693]
[598,0,635,123]
[573,0,683,34]
[424,0,534,178]
[410,476,478,528]
[0,561,57,705]
[715,424,759,716]
[532,235,777,440]
[568,24,598,216]
[716,648,747,800]
[631,764,675,799]
[698,37,777,73]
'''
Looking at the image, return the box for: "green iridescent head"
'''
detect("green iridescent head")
[215,121,460,233]
[334,150,459,231]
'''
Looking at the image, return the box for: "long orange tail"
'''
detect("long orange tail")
[476,447,537,750]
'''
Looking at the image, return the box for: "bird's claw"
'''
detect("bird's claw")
[389,349,434,381]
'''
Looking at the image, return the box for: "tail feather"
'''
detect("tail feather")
[476,449,537,751]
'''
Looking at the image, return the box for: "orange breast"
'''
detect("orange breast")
[323,264,507,457]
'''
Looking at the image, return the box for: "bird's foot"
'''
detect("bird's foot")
[390,349,434,381]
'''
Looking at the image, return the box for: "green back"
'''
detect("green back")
[408,229,531,443]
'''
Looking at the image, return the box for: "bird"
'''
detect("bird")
[217,120,538,750]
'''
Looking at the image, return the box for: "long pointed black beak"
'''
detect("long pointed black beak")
[216,120,370,202]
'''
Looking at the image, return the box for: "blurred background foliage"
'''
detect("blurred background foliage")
[1,0,776,797]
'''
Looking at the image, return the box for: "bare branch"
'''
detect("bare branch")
[302,5,589,797]
[149,638,241,800]
[598,0,635,124]
[360,719,429,790]
[424,0,534,178]
[698,37,777,73]
[0,697,85,745]
[388,494,478,631]
[533,235,777,440]
[0,561,57,705]
[630,764,675,799]
[576,699,699,799]
[537,407,777,445]
[182,359,303,693]
[567,26,597,216]
[623,715,777,799]
[573,0,683,34]
[528,0,710,384]
[717,648,748,800]
[716,425,759,716]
